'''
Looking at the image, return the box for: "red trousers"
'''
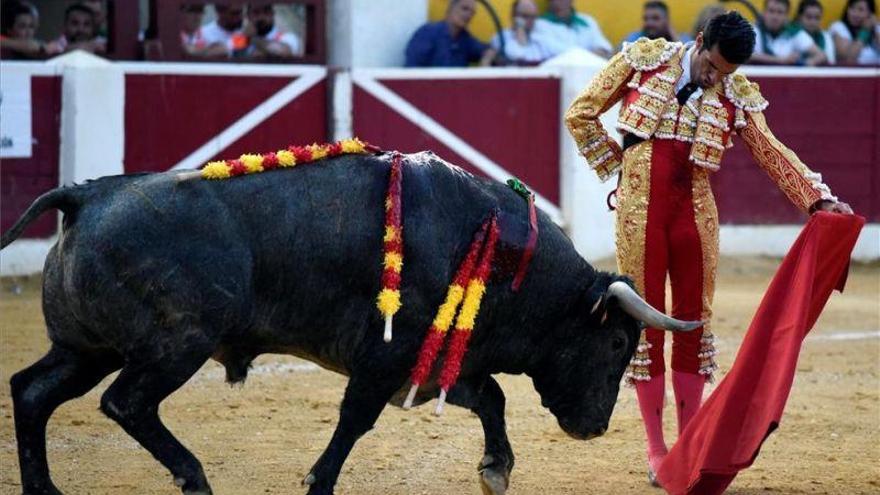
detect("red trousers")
[616,139,719,382]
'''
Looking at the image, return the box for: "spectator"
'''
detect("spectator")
[691,4,726,38]
[490,0,550,65]
[622,1,691,46]
[405,0,496,67]
[0,1,60,59]
[81,0,108,40]
[201,4,248,57]
[750,0,826,65]
[53,3,106,54]
[244,4,302,59]
[180,3,205,53]
[829,0,880,65]
[794,0,836,63]
[536,0,612,58]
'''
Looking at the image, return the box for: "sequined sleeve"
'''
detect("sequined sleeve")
[564,52,633,182]
[739,111,836,212]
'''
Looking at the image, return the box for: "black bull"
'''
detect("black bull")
[2,151,697,495]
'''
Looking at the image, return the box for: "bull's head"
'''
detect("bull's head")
[529,273,701,440]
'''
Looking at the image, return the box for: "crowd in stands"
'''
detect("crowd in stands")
[405,0,880,67]
[179,3,301,60]
[0,1,302,61]
[1,0,876,66]
[1,1,107,59]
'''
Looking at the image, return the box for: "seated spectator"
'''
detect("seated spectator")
[405,0,496,67]
[244,4,302,59]
[794,0,836,63]
[0,1,61,59]
[180,3,212,56]
[691,4,725,39]
[622,1,691,46]
[536,0,612,58]
[201,4,248,57]
[829,0,880,65]
[81,0,108,41]
[52,2,106,54]
[750,0,826,65]
[490,0,551,65]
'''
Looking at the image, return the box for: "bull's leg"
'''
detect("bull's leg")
[448,377,514,495]
[99,344,214,494]
[303,374,400,495]
[11,345,121,495]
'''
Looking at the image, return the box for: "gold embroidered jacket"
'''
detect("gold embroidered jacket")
[564,37,836,212]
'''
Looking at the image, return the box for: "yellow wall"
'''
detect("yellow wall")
[429,0,850,45]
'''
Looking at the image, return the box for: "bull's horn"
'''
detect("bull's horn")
[607,281,703,332]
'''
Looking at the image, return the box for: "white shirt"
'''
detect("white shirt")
[752,24,816,59]
[490,29,550,64]
[256,26,301,56]
[828,21,880,65]
[819,31,836,64]
[200,20,241,53]
[675,43,703,102]
[535,14,612,57]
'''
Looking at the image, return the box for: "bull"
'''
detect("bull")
[2,151,698,495]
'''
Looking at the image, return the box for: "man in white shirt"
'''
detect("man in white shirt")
[244,4,302,59]
[490,0,550,65]
[200,4,247,57]
[750,0,827,65]
[536,0,612,58]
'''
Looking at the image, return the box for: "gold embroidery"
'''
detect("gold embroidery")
[617,62,683,140]
[692,167,719,381]
[622,37,683,71]
[723,73,768,112]
[689,87,731,170]
[565,51,632,182]
[615,142,654,385]
[739,111,834,211]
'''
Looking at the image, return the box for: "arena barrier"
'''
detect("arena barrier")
[1,56,877,275]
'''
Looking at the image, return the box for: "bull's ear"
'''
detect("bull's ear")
[584,272,616,324]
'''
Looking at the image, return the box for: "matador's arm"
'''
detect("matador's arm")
[725,73,839,213]
[564,51,634,182]
[738,111,837,213]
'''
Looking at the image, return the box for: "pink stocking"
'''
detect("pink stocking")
[635,375,668,471]
[673,370,705,435]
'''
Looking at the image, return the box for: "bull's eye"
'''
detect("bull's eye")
[611,336,625,351]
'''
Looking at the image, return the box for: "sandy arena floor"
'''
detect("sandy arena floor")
[1,257,878,494]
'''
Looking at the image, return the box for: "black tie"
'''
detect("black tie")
[676,82,699,105]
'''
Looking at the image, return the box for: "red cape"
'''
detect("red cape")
[657,212,865,495]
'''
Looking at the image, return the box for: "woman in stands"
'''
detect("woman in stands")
[829,0,880,65]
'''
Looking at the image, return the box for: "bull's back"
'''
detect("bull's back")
[44,153,510,363]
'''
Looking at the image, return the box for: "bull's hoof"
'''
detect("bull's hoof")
[478,455,510,495]
[22,485,62,495]
[302,473,316,486]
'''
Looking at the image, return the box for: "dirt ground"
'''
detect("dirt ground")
[1,256,878,495]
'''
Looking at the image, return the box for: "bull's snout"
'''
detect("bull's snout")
[558,417,608,441]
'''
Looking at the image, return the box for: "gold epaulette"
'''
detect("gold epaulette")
[723,73,768,113]
[621,37,683,71]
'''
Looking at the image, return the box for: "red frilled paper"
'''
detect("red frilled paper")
[657,212,865,495]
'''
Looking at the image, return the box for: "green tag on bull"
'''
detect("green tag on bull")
[506,178,532,202]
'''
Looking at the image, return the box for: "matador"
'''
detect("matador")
[564,11,852,484]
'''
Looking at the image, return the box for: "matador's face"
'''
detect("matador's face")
[692,32,739,89]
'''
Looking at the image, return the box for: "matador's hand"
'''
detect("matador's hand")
[816,200,854,215]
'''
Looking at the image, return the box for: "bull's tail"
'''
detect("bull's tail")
[1,187,81,250]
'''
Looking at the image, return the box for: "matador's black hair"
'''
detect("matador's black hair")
[701,10,756,65]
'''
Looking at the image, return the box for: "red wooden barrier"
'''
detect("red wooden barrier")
[0,76,62,238]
